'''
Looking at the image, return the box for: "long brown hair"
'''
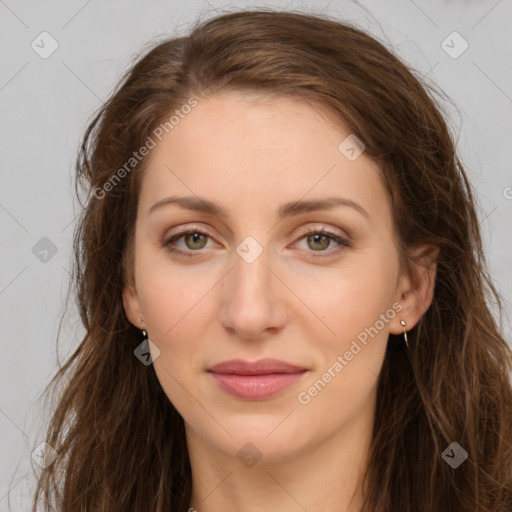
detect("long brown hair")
[29,9,512,512]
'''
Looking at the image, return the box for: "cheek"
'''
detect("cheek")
[296,263,398,420]
[137,264,208,345]
[136,262,210,412]
[295,248,400,346]
[297,247,400,405]
[134,235,210,330]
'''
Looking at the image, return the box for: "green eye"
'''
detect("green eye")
[294,229,350,258]
[306,233,331,251]
[182,232,208,250]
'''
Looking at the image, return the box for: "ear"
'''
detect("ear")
[122,280,144,329]
[389,244,439,335]
[122,234,145,330]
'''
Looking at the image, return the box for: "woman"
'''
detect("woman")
[31,9,512,512]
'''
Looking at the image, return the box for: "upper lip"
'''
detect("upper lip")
[207,358,308,375]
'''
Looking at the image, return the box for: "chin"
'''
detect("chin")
[203,414,312,464]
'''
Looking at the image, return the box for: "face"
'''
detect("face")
[123,90,417,464]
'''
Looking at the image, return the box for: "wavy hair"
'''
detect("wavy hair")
[30,9,512,512]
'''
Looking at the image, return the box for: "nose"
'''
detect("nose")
[218,245,288,340]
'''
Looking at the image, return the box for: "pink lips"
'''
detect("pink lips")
[207,358,308,400]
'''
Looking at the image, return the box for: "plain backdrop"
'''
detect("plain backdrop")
[1,0,511,509]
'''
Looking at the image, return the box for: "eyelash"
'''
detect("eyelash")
[162,226,351,259]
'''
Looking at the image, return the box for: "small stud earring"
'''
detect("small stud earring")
[138,317,147,338]
[400,320,409,349]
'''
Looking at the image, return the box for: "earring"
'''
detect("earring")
[139,317,147,338]
[400,320,409,349]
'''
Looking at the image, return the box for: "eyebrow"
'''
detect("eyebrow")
[147,195,370,221]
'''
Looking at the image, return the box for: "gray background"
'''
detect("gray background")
[1,0,511,509]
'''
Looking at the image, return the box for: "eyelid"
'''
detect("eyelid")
[293,223,349,240]
[164,223,213,239]
[163,222,349,242]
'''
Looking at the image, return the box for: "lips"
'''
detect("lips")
[207,358,308,400]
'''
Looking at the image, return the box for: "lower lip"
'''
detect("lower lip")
[209,371,307,400]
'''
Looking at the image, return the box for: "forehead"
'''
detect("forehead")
[138,91,389,222]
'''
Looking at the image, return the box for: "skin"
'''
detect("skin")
[123,91,437,512]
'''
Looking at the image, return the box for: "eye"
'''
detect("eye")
[163,227,215,257]
[291,228,351,258]
[162,226,351,258]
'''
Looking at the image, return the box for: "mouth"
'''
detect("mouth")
[207,358,309,400]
